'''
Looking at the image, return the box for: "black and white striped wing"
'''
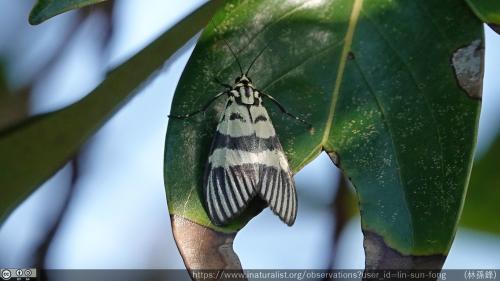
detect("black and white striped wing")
[205,100,259,225]
[250,104,297,226]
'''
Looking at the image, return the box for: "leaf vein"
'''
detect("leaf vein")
[352,59,415,248]
[361,10,446,195]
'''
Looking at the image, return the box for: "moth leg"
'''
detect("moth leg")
[168,91,227,119]
[259,91,313,129]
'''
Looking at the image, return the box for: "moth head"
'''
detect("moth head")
[234,74,252,85]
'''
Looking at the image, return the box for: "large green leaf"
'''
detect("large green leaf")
[0,0,224,224]
[461,133,500,234]
[29,0,107,25]
[164,0,482,268]
[465,0,500,25]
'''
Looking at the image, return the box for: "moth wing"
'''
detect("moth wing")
[251,104,298,226]
[204,100,259,226]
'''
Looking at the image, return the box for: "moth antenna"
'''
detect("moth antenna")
[207,18,244,75]
[245,43,269,76]
[221,37,244,76]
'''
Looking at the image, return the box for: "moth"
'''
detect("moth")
[170,40,311,226]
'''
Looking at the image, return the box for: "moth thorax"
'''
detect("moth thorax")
[238,86,255,105]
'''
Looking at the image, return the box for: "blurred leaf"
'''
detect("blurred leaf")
[0,0,224,224]
[0,63,7,94]
[0,63,31,131]
[29,0,106,25]
[461,134,500,234]
[465,0,500,25]
[164,0,482,269]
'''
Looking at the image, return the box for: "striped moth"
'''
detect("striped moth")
[170,40,311,226]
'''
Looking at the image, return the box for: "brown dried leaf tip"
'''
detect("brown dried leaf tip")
[363,231,445,271]
[171,215,247,281]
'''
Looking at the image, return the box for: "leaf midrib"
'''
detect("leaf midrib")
[294,0,364,171]
[321,0,364,146]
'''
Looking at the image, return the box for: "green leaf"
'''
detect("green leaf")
[0,0,224,224]
[29,0,106,25]
[465,0,500,25]
[461,133,500,234]
[164,0,482,267]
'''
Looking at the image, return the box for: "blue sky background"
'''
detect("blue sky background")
[0,0,499,270]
